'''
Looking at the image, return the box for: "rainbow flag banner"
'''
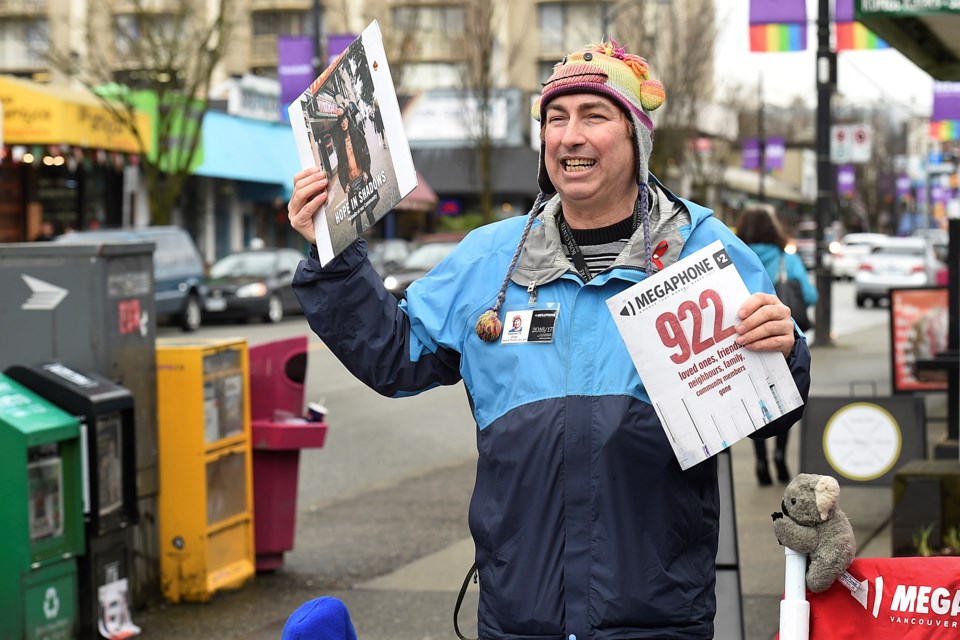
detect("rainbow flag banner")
[834,0,887,50]
[749,0,807,53]
[929,120,959,141]
[834,21,888,50]
[750,23,807,52]
[931,82,960,140]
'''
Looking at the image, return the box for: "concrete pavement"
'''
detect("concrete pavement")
[134,313,949,639]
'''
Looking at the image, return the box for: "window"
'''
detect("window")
[252,10,308,37]
[393,5,465,37]
[114,14,178,57]
[537,2,605,55]
[401,62,466,91]
[0,18,49,67]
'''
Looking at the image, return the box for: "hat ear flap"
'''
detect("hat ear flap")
[531,97,543,121]
[639,79,665,111]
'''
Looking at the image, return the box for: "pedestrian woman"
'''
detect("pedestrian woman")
[736,205,818,485]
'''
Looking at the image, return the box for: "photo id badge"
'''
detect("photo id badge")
[501,306,559,344]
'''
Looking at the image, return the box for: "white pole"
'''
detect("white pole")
[779,546,810,640]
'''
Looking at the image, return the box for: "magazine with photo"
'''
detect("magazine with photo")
[288,20,417,266]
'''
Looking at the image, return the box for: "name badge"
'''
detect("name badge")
[500,307,559,344]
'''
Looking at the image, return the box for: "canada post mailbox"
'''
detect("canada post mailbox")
[5,362,140,639]
[0,373,84,640]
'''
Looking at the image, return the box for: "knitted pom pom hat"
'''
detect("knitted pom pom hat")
[531,39,665,196]
[474,40,665,342]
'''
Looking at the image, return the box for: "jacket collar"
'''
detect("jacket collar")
[511,175,709,287]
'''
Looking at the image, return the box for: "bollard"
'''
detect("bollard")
[779,546,810,640]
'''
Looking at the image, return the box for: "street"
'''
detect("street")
[140,280,892,638]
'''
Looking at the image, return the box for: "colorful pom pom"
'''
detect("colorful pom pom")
[640,79,665,111]
[475,309,503,342]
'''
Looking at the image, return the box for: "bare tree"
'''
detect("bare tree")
[46,0,234,225]
[605,0,717,188]
[461,0,498,224]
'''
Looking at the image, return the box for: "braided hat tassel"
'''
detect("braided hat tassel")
[475,194,547,342]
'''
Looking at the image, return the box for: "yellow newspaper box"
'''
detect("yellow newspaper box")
[156,338,255,603]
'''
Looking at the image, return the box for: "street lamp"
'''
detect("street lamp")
[814,0,837,347]
[311,0,325,78]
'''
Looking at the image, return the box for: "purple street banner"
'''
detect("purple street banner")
[749,0,805,24]
[278,36,315,120]
[327,34,356,66]
[765,136,785,172]
[742,138,760,170]
[834,0,888,50]
[930,82,960,141]
[932,82,960,120]
[895,174,911,201]
[741,137,784,171]
[749,0,807,52]
[837,164,856,197]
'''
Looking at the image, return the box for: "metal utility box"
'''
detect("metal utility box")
[5,362,141,639]
[0,242,160,606]
[156,337,255,603]
[0,373,85,640]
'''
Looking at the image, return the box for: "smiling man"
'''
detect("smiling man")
[288,40,811,639]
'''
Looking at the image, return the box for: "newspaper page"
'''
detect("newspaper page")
[607,240,804,470]
[288,20,417,266]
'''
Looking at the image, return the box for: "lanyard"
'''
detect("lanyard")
[556,196,644,283]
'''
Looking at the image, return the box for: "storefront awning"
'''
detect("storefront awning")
[394,172,438,213]
[0,75,151,153]
[722,166,813,204]
[193,111,300,198]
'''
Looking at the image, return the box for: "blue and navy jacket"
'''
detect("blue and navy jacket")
[294,180,811,640]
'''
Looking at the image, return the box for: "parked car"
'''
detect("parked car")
[830,232,889,280]
[854,237,944,307]
[381,233,465,299]
[203,247,305,323]
[367,238,412,277]
[55,226,206,331]
[785,220,842,271]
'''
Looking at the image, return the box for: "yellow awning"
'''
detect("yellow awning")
[0,75,152,154]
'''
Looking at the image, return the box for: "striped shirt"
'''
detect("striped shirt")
[566,214,635,276]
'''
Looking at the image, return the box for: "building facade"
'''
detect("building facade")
[1,0,728,254]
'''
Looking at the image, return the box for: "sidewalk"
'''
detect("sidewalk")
[244,320,942,640]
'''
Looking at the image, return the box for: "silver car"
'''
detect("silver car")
[831,232,888,280]
[854,237,943,307]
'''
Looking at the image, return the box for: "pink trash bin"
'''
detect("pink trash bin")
[248,336,328,570]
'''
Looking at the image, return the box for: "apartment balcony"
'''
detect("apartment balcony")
[399,32,465,63]
[111,0,181,14]
[0,0,46,16]
[249,0,308,10]
[250,34,279,68]
[0,43,47,73]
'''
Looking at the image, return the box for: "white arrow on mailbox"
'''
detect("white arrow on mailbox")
[21,274,68,311]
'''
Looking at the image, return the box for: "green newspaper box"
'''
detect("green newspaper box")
[0,373,84,639]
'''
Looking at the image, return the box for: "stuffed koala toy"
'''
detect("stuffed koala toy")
[771,473,857,593]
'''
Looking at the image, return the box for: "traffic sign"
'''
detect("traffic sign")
[830,125,850,163]
[850,124,872,163]
[830,124,872,164]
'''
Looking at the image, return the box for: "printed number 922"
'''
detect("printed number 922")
[654,288,737,365]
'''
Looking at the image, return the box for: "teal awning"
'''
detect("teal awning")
[194,111,300,198]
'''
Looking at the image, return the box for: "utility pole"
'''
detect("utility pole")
[311,0,325,78]
[814,0,836,347]
[758,74,766,202]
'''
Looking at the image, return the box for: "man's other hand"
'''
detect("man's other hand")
[288,168,329,246]
[735,292,796,358]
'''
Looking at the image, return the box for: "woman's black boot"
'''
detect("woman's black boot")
[753,439,772,486]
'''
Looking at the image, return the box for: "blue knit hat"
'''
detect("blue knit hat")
[281,597,358,640]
